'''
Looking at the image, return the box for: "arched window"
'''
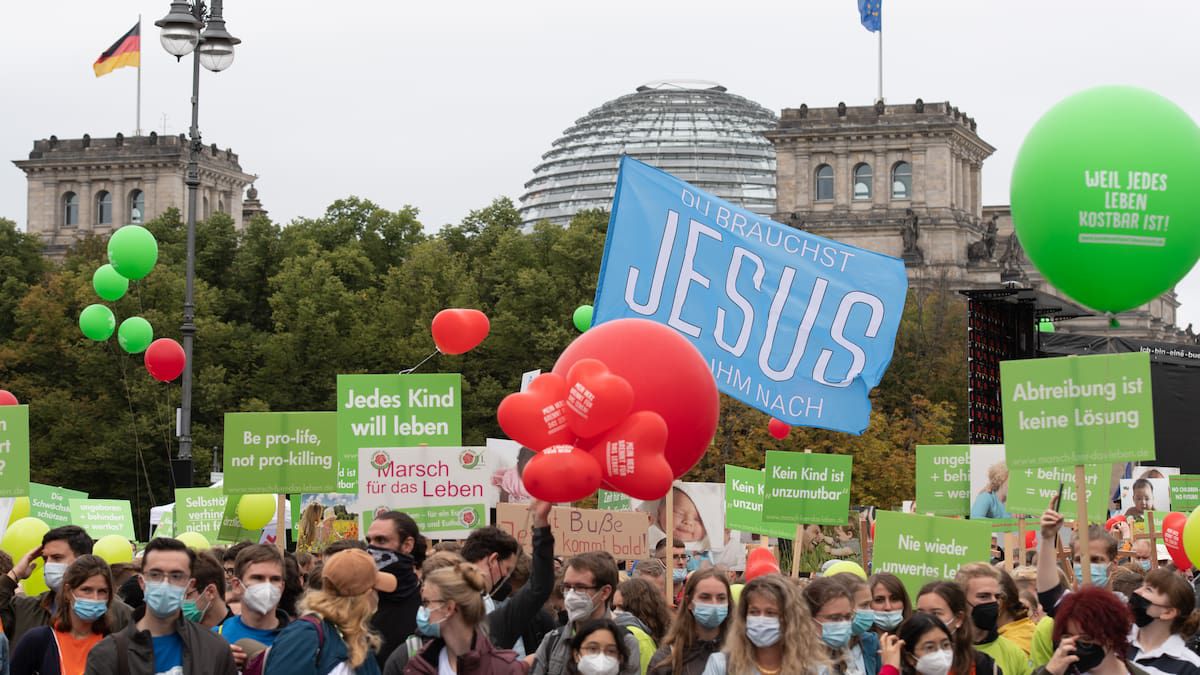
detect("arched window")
[853,164,873,200]
[129,189,144,224]
[96,191,113,225]
[814,164,834,201]
[892,161,912,200]
[62,192,79,226]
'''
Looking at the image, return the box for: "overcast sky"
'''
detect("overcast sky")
[4,1,1200,327]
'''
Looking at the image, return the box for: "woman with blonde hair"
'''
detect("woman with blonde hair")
[702,574,829,674]
[971,463,1009,520]
[266,549,384,675]
[297,502,324,553]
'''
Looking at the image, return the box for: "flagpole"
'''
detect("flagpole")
[877,21,883,103]
[136,15,142,136]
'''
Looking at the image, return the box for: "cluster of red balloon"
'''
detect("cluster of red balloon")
[498,318,719,503]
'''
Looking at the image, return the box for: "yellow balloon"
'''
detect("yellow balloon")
[175,531,210,551]
[237,494,276,530]
[1,517,50,561]
[94,534,133,564]
[1183,506,1200,568]
[731,583,744,606]
[8,497,30,525]
[22,562,49,596]
[824,560,868,581]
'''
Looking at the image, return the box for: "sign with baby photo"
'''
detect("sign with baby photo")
[630,481,725,553]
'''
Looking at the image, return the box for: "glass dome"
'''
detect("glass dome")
[519,81,778,226]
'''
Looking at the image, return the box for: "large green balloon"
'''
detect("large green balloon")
[92,264,129,301]
[1011,86,1200,314]
[572,304,593,332]
[118,316,154,354]
[79,304,116,341]
[107,225,159,280]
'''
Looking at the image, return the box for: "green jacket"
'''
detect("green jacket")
[0,574,133,647]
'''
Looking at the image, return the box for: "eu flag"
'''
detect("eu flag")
[858,0,881,32]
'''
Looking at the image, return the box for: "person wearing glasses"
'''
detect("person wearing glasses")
[532,551,641,675]
[565,619,632,675]
[83,537,236,675]
[805,576,880,675]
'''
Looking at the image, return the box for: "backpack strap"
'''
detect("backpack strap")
[114,630,131,675]
[298,614,327,666]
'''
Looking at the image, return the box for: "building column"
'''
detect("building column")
[971,162,983,216]
[78,180,93,232]
[911,149,926,207]
[794,152,811,209]
[874,151,888,207]
[114,178,126,229]
[834,152,850,208]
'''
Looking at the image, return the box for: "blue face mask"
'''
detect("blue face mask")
[875,609,903,631]
[416,605,443,637]
[691,602,728,629]
[821,620,854,649]
[852,609,876,636]
[672,568,687,583]
[1074,563,1110,587]
[144,582,186,618]
[1139,560,1152,572]
[73,597,109,622]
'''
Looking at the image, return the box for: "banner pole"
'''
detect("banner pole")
[792,523,805,578]
[664,486,674,608]
[1075,465,1090,585]
[275,494,286,552]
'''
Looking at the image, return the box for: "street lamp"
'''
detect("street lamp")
[155,0,239,489]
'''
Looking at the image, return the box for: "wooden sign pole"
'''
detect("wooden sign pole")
[1017,515,1027,568]
[664,486,674,607]
[1075,465,1091,586]
[792,524,805,578]
[275,494,286,552]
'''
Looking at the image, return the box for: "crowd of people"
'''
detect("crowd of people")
[0,496,1194,675]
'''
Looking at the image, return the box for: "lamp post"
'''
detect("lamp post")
[155,0,239,489]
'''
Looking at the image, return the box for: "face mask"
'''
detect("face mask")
[1129,593,1157,628]
[746,616,781,647]
[182,595,208,623]
[577,653,620,675]
[971,602,999,634]
[821,620,853,649]
[144,581,186,618]
[73,597,108,622]
[368,545,401,570]
[1139,560,1152,572]
[1072,640,1107,672]
[672,568,687,583]
[852,609,876,636]
[916,649,954,675]
[1074,563,1109,587]
[489,557,513,596]
[565,589,597,623]
[691,602,729,629]
[875,609,903,631]
[416,605,445,638]
[242,582,282,615]
[43,562,68,592]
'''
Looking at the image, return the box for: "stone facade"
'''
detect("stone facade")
[768,100,1193,343]
[13,133,255,257]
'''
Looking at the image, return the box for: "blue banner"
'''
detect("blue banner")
[593,157,907,434]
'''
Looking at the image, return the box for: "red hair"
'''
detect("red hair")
[1051,587,1132,655]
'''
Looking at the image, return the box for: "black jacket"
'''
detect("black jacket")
[83,607,236,675]
[487,526,555,650]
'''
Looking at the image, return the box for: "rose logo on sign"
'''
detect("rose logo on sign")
[459,508,477,528]
[370,451,390,472]
[459,450,480,470]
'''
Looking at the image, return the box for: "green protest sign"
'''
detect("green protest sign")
[153,508,175,539]
[1000,352,1154,468]
[336,374,463,493]
[0,406,31,497]
[224,412,338,495]
[916,445,970,516]
[1170,475,1200,512]
[29,483,88,528]
[1006,463,1108,522]
[873,510,991,597]
[724,465,795,539]
[218,495,262,543]
[174,487,227,542]
[69,499,135,540]
[597,490,631,511]
[762,451,852,526]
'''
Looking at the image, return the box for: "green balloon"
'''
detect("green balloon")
[79,304,116,341]
[92,264,129,301]
[117,317,154,354]
[107,225,159,280]
[572,304,593,332]
[1011,86,1200,314]
[1038,318,1056,333]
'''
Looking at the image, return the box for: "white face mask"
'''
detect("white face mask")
[241,582,282,615]
[916,649,954,675]
[577,653,620,675]
[565,589,597,623]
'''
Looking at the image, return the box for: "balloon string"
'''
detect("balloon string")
[109,340,158,510]
[400,350,439,375]
[134,282,175,464]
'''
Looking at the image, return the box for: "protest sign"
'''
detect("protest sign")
[29,483,88,528]
[597,490,632,511]
[916,445,970,516]
[1006,461,1108,522]
[356,447,494,539]
[762,451,852,525]
[294,493,359,553]
[153,508,174,539]
[223,412,337,495]
[633,482,725,552]
[497,502,649,559]
[724,466,794,539]
[592,157,908,434]
[218,496,263,543]
[0,406,30,497]
[69,499,134,540]
[485,438,529,504]
[336,374,462,492]
[1000,352,1154,467]
[873,510,991,597]
[174,487,227,542]
[1170,475,1200,512]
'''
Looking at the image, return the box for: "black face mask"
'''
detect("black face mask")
[1129,593,1156,628]
[971,601,1000,634]
[367,545,407,575]
[1072,640,1107,673]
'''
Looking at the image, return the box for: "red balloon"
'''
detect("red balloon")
[431,309,490,355]
[554,319,718,478]
[144,338,186,382]
[0,390,18,406]
[1024,530,1037,550]
[744,547,780,581]
[521,445,602,503]
[768,418,791,440]
[564,359,634,439]
[497,373,574,451]
[1163,512,1191,570]
[585,411,673,500]
[1104,514,1126,531]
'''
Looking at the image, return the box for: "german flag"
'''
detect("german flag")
[94,22,140,77]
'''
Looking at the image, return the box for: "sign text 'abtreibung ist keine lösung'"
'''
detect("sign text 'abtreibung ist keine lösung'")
[592,157,907,434]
